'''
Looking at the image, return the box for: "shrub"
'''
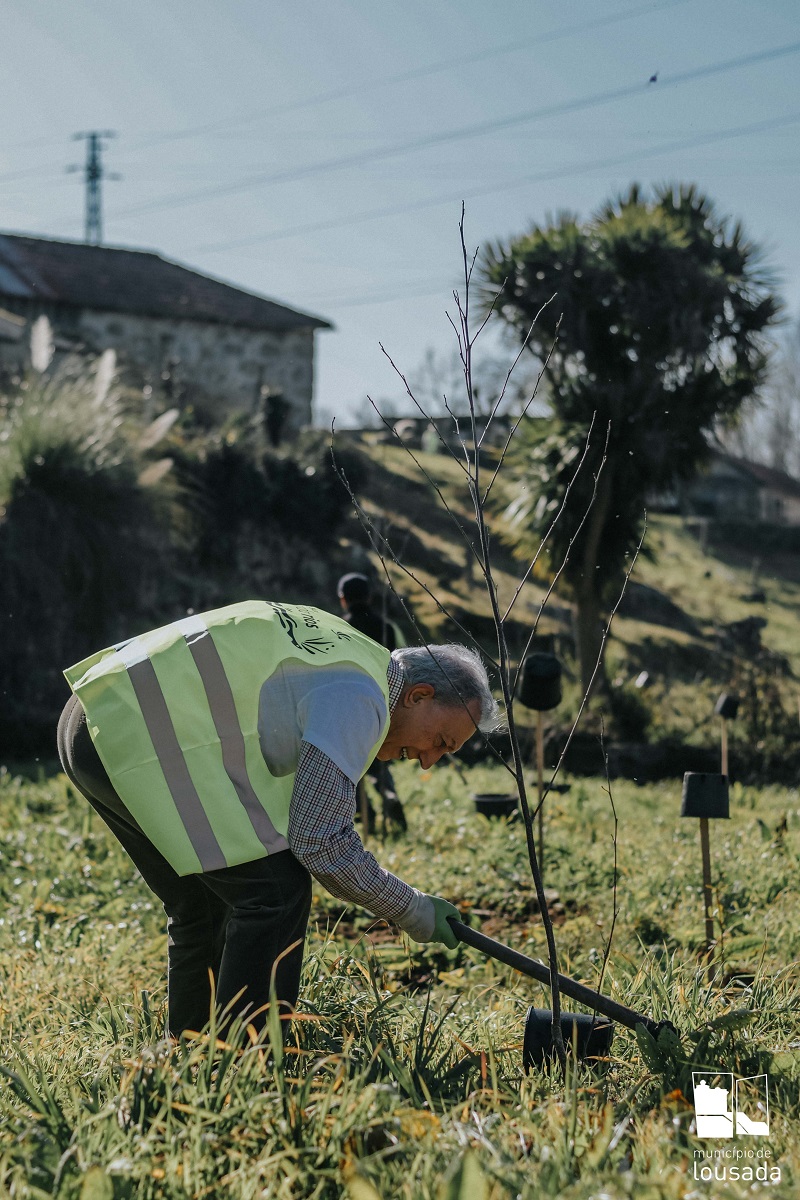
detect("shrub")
[0,365,163,753]
[172,424,357,569]
[0,383,361,758]
[606,684,652,741]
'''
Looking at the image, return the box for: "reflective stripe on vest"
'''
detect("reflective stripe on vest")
[65,602,392,875]
[124,649,228,871]
[180,616,290,859]
[117,614,289,871]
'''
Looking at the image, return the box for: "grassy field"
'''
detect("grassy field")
[1,759,798,1198]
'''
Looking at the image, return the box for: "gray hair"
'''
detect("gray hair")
[392,643,502,733]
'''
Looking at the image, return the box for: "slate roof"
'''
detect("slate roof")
[0,233,331,333]
[715,451,800,500]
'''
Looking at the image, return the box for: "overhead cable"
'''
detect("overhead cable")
[108,39,800,222]
[198,110,800,256]
[125,0,693,151]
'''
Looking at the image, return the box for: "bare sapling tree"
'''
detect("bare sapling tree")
[332,208,643,1071]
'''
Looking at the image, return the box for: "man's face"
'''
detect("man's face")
[377,684,479,769]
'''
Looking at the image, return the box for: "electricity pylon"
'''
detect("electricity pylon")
[67,131,120,245]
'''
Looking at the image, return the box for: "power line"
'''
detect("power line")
[199,111,800,254]
[0,134,70,154]
[109,39,800,223]
[306,274,449,307]
[66,131,121,244]
[320,282,460,310]
[125,0,692,152]
[195,122,800,260]
[0,0,691,167]
[0,162,69,187]
[269,110,800,310]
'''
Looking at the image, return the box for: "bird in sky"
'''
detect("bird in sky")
[649,71,659,83]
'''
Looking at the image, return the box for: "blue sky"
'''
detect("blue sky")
[1,0,798,422]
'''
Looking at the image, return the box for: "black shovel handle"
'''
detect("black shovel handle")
[448,917,660,1036]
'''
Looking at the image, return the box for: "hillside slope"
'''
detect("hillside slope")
[336,432,799,771]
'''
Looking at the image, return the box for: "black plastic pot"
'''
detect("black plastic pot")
[714,692,740,720]
[473,792,518,818]
[447,918,672,1070]
[523,1008,614,1069]
[518,653,563,711]
[681,772,730,819]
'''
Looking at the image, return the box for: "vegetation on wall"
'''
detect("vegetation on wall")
[0,363,159,752]
[0,367,356,755]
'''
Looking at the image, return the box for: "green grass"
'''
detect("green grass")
[1,763,798,1198]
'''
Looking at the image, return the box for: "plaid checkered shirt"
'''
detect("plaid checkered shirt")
[287,655,417,923]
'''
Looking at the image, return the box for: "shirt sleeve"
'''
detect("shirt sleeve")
[298,677,387,784]
[287,740,418,922]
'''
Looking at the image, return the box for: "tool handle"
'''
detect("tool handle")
[448,917,659,1036]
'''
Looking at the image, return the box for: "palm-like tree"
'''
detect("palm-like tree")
[480,184,779,692]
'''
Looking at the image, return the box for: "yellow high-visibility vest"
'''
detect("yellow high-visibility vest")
[64,601,391,875]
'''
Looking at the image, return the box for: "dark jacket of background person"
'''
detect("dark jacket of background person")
[344,602,399,650]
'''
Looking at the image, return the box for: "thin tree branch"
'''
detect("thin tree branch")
[504,413,602,627]
[378,344,470,478]
[531,513,648,819]
[364,395,486,578]
[330,435,501,671]
[481,319,561,505]
[477,296,556,451]
[509,421,611,704]
[454,205,567,1067]
[333,421,521,783]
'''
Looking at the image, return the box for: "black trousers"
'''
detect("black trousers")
[57,695,312,1039]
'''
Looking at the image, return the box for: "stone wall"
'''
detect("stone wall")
[0,301,317,430]
[77,309,315,428]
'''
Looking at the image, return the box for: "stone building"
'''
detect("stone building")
[683,451,800,527]
[0,233,331,430]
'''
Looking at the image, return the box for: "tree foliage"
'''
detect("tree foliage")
[480,183,779,689]
[724,315,800,476]
[0,366,157,751]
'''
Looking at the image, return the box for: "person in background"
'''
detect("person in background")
[337,572,404,651]
[58,600,499,1041]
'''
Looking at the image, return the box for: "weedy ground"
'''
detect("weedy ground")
[1,762,798,1198]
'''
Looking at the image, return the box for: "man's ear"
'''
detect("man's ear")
[404,683,435,706]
